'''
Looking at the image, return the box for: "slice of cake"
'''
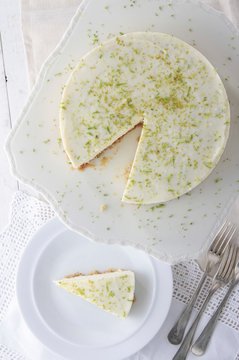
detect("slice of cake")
[60,32,230,204]
[55,270,135,318]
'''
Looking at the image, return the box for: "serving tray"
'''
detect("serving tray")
[7,0,239,263]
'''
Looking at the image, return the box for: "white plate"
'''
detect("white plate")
[16,218,173,360]
[7,0,239,263]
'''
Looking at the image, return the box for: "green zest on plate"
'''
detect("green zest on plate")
[60,32,230,204]
[55,270,135,318]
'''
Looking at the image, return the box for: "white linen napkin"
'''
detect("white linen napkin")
[0,191,239,359]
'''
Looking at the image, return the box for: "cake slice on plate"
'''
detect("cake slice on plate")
[55,269,135,318]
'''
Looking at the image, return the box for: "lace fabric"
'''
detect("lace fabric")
[173,260,239,330]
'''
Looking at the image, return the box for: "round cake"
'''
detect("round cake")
[60,32,230,204]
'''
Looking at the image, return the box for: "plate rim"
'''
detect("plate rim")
[16,217,173,360]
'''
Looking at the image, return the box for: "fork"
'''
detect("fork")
[168,220,236,345]
[172,243,238,360]
[192,248,239,356]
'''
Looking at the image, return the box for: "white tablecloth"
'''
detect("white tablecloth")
[1,0,239,359]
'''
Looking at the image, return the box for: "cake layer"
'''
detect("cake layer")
[60,32,230,204]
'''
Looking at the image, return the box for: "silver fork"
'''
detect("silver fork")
[172,243,238,360]
[192,247,239,356]
[168,220,236,345]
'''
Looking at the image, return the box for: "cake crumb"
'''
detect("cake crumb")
[100,156,110,166]
[100,204,108,212]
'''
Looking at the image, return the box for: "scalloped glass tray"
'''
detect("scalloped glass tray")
[7,0,239,263]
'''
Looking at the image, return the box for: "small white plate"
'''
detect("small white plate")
[16,218,173,360]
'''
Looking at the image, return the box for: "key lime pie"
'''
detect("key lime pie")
[56,270,135,318]
[60,32,230,204]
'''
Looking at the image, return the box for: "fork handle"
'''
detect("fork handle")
[192,279,239,356]
[168,272,207,345]
[172,285,218,360]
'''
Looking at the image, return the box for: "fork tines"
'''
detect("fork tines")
[210,220,237,257]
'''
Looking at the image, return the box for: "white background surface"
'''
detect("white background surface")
[0,0,29,230]
[0,1,239,359]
